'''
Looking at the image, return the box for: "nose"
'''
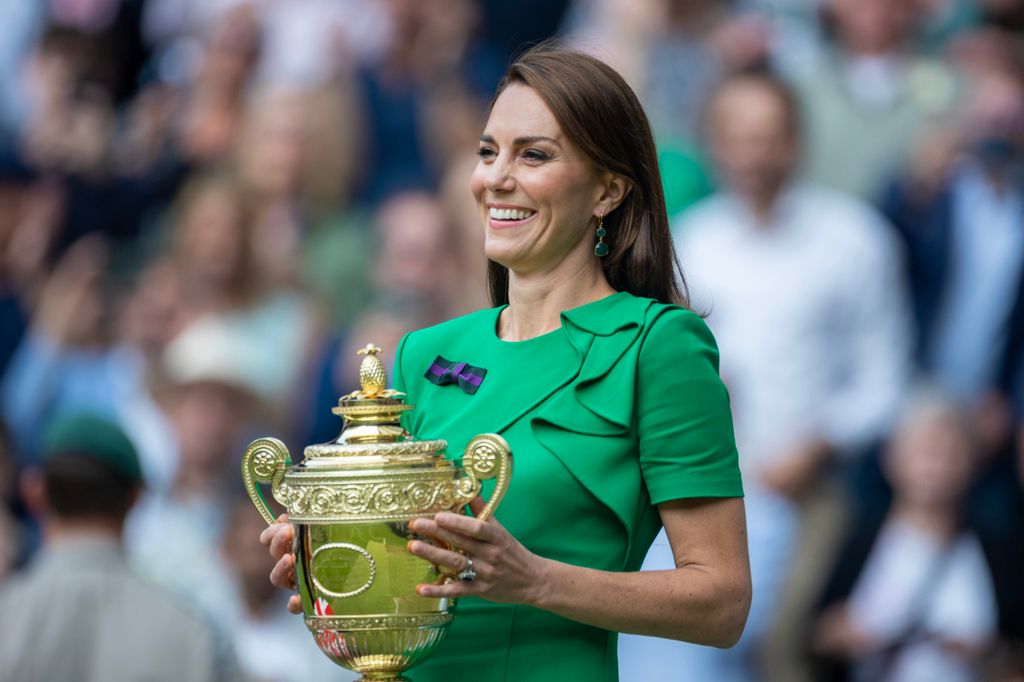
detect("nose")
[484,153,515,193]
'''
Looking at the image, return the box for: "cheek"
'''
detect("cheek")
[469,163,487,202]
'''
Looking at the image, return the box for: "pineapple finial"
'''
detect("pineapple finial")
[357,343,387,397]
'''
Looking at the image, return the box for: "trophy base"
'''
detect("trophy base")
[308,613,453,681]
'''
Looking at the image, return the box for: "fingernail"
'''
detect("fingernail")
[409,520,422,531]
[408,541,420,552]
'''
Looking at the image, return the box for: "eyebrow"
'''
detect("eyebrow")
[479,134,561,147]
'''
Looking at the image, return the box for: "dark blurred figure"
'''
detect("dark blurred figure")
[353,0,487,203]
[0,419,21,578]
[793,0,960,200]
[812,392,998,682]
[0,412,236,682]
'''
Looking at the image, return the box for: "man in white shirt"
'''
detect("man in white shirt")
[619,72,911,681]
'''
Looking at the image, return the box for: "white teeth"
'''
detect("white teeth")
[489,207,534,221]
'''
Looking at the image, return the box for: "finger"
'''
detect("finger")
[268,525,294,560]
[258,515,290,546]
[287,594,302,614]
[408,518,487,556]
[270,553,297,589]
[417,580,478,599]
[433,511,497,542]
[468,496,486,516]
[408,539,470,573]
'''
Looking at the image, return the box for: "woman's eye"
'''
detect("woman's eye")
[476,147,496,159]
[523,149,550,161]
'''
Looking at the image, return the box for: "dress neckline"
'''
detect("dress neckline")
[489,291,628,346]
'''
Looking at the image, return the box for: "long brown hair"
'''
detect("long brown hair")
[486,44,690,308]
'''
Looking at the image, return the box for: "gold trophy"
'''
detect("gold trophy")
[241,344,512,681]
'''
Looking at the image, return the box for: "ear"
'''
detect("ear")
[594,173,633,219]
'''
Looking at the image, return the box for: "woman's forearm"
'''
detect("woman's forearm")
[531,557,750,648]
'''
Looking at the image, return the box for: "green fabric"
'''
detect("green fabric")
[42,412,142,481]
[392,292,742,682]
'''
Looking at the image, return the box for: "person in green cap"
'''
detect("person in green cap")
[0,412,241,682]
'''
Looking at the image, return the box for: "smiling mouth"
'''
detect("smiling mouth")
[488,207,537,223]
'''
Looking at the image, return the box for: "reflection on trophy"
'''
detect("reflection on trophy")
[241,344,512,682]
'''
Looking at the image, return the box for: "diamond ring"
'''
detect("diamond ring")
[457,557,476,582]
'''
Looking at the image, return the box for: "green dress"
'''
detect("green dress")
[391,292,743,682]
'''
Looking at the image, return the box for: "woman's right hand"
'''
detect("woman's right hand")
[259,514,303,614]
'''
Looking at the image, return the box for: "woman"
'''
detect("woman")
[262,45,751,681]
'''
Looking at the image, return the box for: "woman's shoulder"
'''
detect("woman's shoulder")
[396,307,498,364]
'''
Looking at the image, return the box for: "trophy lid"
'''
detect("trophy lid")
[300,343,447,467]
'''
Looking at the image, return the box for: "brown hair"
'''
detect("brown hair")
[486,45,689,308]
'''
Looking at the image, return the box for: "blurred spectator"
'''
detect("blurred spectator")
[621,72,910,681]
[1,237,123,460]
[812,391,998,682]
[881,68,1024,440]
[234,84,360,289]
[881,60,1024,645]
[221,496,357,681]
[568,0,771,143]
[0,412,238,682]
[353,0,483,203]
[440,152,490,314]
[158,172,321,416]
[793,0,960,200]
[0,26,190,258]
[297,191,461,446]
[125,327,262,626]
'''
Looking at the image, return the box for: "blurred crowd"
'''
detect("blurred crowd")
[0,1,1022,681]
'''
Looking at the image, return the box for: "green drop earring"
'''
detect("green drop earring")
[594,215,608,257]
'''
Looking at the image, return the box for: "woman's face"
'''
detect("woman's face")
[470,84,610,275]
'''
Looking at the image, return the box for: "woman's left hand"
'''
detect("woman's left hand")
[407,497,548,605]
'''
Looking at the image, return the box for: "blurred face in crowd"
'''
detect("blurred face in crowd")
[963,72,1024,171]
[169,381,251,475]
[374,192,452,298]
[471,84,610,275]
[829,0,918,55]
[237,91,308,201]
[886,407,976,511]
[177,182,247,289]
[709,79,799,208]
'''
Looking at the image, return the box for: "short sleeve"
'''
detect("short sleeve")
[638,308,743,503]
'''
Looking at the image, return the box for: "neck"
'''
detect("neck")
[503,256,614,341]
[889,501,960,541]
[741,185,787,226]
[45,518,123,545]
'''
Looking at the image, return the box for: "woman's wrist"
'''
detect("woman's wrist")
[524,555,566,611]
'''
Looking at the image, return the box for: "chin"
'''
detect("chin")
[483,239,523,269]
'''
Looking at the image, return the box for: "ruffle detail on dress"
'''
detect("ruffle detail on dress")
[529,295,673,566]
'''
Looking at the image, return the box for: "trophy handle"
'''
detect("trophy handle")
[241,437,292,525]
[460,433,513,522]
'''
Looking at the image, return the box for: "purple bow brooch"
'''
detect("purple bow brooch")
[424,355,487,394]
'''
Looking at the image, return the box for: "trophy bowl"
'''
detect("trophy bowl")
[241,344,512,682]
